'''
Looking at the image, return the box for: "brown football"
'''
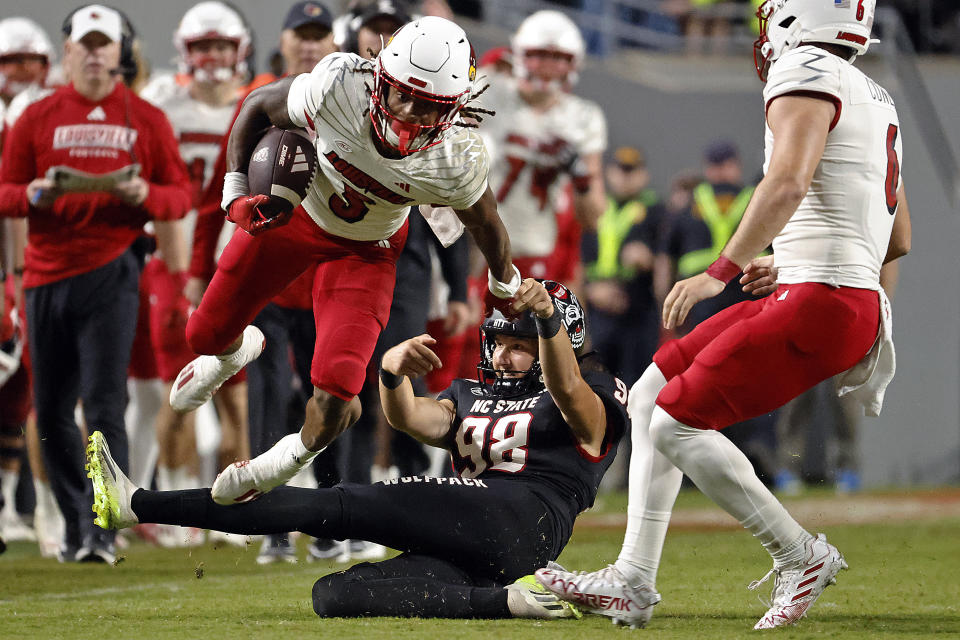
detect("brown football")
[246,127,317,218]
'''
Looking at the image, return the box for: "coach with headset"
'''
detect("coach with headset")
[0,4,191,563]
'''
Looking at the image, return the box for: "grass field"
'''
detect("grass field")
[3,488,959,639]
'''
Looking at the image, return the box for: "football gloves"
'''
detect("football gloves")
[226,194,293,236]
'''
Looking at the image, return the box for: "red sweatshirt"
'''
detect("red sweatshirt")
[0,82,191,288]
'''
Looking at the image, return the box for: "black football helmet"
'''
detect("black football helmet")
[477,279,586,398]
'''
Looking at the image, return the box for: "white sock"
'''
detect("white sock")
[34,479,59,514]
[615,364,684,588]
[649,406,811,568]
[1,468,19,512]
[157,465,190,492]
[125,378,161,488]
[252,431,322,490]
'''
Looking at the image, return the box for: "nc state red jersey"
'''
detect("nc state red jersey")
[764,46,901,289]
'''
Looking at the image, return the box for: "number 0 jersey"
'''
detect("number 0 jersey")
[763,46,902,290]
[286,53,489,242]
[437,369,628,536]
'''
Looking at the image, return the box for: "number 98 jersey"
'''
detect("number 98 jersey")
[437,369,628,531]
[763,45,902,290]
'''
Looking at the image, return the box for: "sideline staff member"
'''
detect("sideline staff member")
[0,4,191,563]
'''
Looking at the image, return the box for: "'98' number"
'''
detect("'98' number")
[456,413,531,478]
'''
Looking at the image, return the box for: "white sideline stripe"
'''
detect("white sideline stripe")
[0,569,307,603]
[270,183,302,207]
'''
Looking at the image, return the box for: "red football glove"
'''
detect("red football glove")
[483,288,519,321]
[226,195,293,236]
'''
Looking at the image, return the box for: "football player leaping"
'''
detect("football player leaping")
[89,278,632,619]
[166,17,522,505]
[537,0,911,630]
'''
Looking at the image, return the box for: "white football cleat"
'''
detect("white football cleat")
[0,507,37,542]
[170,325,265,412]
[506,575,582,619]
[751,533,848,629]
[535,562,660,628]
[85,431,140,530]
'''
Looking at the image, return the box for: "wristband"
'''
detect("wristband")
[488,264,521,299]
[535,309,562,340]
[378,367,405,390]
[705,255,741,284]
[221,172,249,211]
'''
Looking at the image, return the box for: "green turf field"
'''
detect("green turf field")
[3,489,959,639]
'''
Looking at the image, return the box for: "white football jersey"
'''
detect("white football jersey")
[479,76,606,257]
[287,53,489,242]
[140,74,236,199]
[5,85,55,127]
[764,46,902,290]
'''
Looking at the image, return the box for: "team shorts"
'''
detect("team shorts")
[654,283,880,430]
[186,208,407,400]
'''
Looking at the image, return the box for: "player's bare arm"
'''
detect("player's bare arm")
[225,76,297,173]
[571,151,605,231]
[512,279,607,455]
[884,182,911,264]
[663,94,834,329]
[379,335,456,447]
[453,186,514,283]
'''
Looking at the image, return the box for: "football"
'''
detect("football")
[246,127,317,218]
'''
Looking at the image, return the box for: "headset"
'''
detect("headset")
[61,4,137,84]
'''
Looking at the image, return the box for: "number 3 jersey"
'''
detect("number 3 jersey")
[763,45,902,290]
[286,53,489,242]
[437,369,628,537]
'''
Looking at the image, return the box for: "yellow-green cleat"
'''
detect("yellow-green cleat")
[85,431,139,530]
[506,574,583,620]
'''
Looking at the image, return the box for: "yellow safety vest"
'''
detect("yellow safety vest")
[677,183,756,278]
[587,193,654,281]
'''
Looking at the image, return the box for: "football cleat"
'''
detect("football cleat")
[751,533,848,629]
[85,431,140,530]
[0,507,37,542]
[506,575,583,620]
[170,325,264,412]
[256,534,298,565]
[535,562,660,628]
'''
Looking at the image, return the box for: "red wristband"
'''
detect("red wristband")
[705,256,741,283]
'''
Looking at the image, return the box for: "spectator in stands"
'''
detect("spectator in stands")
[0,4,191,563]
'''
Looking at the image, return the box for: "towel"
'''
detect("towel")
[419,204,465,247]
[836,288,895,417]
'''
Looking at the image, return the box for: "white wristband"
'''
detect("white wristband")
[221,172,249,211]
[488,264,521,299]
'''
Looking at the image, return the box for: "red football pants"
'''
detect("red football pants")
[186,209,407,400]
[654,283,880,430]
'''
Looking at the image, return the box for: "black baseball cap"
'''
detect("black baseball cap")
[283,1,334,32]
[704,140,739,165]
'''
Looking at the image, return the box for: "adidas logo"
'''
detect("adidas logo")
[87,106,106,121]
[394,181,410,193]
[291,146,310,173]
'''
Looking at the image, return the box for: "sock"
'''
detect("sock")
[615,364,684,588]
[1,469,19,513]
[649,406,811,569]
[34,479,59,514]
[124,378,161,488]
[156,465,190,492]
[251,431,322,491]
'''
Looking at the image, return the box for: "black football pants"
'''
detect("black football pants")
[27,249,139,548]
[132,477,562,617]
